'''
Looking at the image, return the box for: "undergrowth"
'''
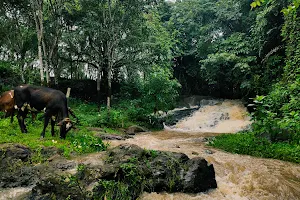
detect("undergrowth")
[210,132,300,163]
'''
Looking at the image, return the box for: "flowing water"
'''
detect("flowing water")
[109,99,300,200]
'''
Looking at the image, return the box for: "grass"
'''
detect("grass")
[0,108,108,159]
[0,97,149,161]
[209,132,300,163]
[0,97,146,161]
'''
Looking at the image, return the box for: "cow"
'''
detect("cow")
[0,90,15,123]
[14,85,73,139]
[0,90,38,123]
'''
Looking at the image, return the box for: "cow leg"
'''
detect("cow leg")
[17,110,27,133]
[60,125,67,139]
[41,114,51,138]
[32,112,37,121]
[51,116,56,136]
[10,110,14,123]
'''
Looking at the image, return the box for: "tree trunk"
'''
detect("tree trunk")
[107,62,112,110]
[97,66,102,111]
[32,0,44,85]
[38,43,44,85]
[107,0,113,111]
[42,39,50,85]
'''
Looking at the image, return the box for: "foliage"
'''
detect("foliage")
[68,98,100,127]
[251,0,266,9]
[0,61,23,92]
[144,10,175,68]
[141,66,181,113]
[210,133,300,163]
[97,108,129,128]
[200,32,256,97]
[250,2,300,142]
[93,155,147,200]
[93,180,131,200]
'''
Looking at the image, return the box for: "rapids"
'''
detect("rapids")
[108,99,300,200]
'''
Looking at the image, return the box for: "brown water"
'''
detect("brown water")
[165,100,252,133]
[109,131,300,200]
[108,100,300,200]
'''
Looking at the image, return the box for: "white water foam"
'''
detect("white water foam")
[165,99,252,133]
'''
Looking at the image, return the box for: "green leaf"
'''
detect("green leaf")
[250,2,257,9]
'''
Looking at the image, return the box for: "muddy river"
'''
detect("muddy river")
[109,100,300,200]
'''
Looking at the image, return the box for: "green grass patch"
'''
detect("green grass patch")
[0,117,108,158]
[209,132,300,163]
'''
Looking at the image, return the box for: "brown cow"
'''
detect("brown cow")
[0,90,15,123]
[0,90,38,123]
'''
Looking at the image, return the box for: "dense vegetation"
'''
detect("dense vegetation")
[211,0,300,163]
[0,0,299,163]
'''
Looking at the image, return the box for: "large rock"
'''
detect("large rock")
[0,144,75,190]
[1,144,217,200]
[92,144,217,198]
[0,144,36,188]
[0,144,31,161]
[183,157,217,192]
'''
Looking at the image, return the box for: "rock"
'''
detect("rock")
[183,157,217,192]
[0,143,31,161]
[1,144,217,199]
[126,125,149,135]
[94,144,217,196]
[41,146,62,160]
[30,174,87,200]
[95,133,133,140]
[205,149,213,154]
[0,144,36,188]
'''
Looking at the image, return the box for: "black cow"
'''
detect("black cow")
[14,85,73,139]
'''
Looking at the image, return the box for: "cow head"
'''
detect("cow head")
[57,117,74,133]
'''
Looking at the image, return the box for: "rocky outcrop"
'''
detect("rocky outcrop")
[99,144,217,193]
[0,144,36,188]
[1,144,217,200]
[0,144,72,189]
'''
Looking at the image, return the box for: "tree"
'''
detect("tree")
[141,66,181,113]
[0,0,37,84]
[63,0,151,109]
[30,0,46,85]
